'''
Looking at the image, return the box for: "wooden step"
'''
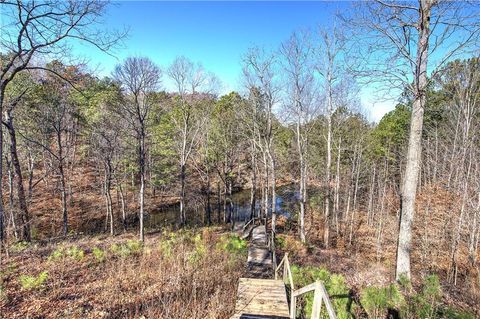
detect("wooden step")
[231,278,290,319]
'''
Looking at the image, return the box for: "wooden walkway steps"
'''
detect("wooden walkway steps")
[246,225,272,278]
[232,223,288,318]
[230,278,290,319]
[232,218,337,319]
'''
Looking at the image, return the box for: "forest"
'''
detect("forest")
[1,1,480,318]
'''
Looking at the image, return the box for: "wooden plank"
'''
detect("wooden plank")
[232,278,290,318]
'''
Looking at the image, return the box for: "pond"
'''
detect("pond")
[145,184,304,230]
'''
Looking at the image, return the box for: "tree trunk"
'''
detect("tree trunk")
[271,157,276,233]
[27,151,34,203]
[297,131,307,243]
[180,162,186,226]
[216,181,221,223]
[104,161,114,236]
[117,181,127,232]
[396,0,431,280]
[56,129,68,237]
[4,110,30,241]
[324,91,332,248]
[206,173,211,225]
[6,155,18,240]
[139,128,146,242]
[334,137,341,236]
[0,89,5,247]
[250,142,257,220]
[263,152,269,219]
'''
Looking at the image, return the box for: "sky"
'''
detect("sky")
[72,1,394,122]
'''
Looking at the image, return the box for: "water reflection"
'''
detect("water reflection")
[146,184,300,230]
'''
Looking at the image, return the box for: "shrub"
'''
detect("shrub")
[188,234,207,265]
[92,247,106,262]
[217,235,247,256]
[110,240,143,257]
[400,274,443,319]
[48,246,84,262]
[360,274,444,319]
[48,247,65,262]
[125,239,142,254]
[275,235,286,250]
[66,246,84,261]
[19,271,48,291]
[291,265,351,319]
[159,238,174,257]
[360,284,403,319]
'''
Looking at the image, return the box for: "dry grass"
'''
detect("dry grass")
[1,227,245,319]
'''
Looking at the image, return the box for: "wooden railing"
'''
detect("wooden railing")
[242,217,256,231]
[275,253,337,319]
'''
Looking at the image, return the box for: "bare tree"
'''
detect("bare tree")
[2,90,30,241]
[279,30,316,243]
[348,0,480,280]
[314,25,347,248]
[167,56,214,225]
[242,47,280,233]
[113,57,161,242]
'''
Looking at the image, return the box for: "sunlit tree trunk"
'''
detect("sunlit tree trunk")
[396,0,431,280]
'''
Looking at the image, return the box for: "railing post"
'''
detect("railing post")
[290,294,296,319]
[283,253,288,283]
[311,280,323,319]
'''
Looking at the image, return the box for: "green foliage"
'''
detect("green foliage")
[66,246,85,261]
[360,284,403,319]
[19,271,48,291]
[291,265,351,319]
[92,247,106,262]
[359,274,446,319]
[188,234,207,265]
[369,104,411,160]
[110,240,143,257]
[400,274,443,319]
[275,235,286,250]
[48,247,65,262]
[217,234,248,256]
[159,231,179,258]
[397,273,412,291]
[48,246,84,262]
[10,241,30,253]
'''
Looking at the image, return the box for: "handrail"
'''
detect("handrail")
[242,217,257,232]
[275,253,336,319]
[290,280,337,319]
[275,253,295,291]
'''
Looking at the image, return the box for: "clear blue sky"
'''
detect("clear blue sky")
[73,1,386,121]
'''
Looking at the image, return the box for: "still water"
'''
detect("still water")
[145,184,300,230]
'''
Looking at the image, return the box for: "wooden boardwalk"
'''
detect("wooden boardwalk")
[231,219,337,319]
[232,223,290,319]
[231,278,290,319]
